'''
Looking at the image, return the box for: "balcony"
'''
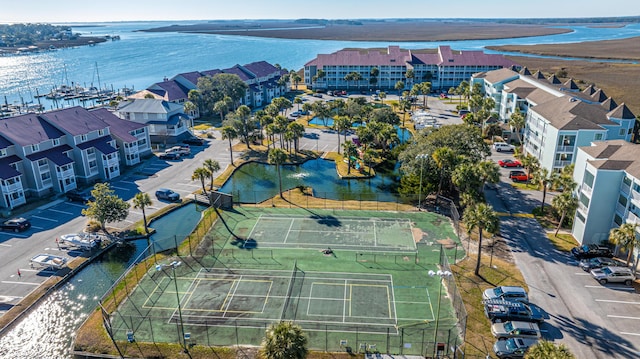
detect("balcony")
[556,145,575,153]
[1,181,23,193]
[621,183,631,196]
[616,202,627,216]
[554,160,572,168]
[578,202,588,214]
[580,184,593,196]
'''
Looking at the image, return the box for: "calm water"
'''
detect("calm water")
[0,203,200,358]
[1,21,640,108]
[219,158,400,203]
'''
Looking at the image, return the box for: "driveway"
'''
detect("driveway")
[485,149,640,358]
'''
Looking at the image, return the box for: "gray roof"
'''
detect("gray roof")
[476,68,519,84]
[25,144,74,166]
[90,108,146,143]
[581,140,640,179]
[117,99,182,114]
[0,155,21,180]
[531,96,616,131]
[39,106,108,136]
[608,103,636,120]
[0,113,65,146]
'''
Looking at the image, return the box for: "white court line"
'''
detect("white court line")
[223,276,242,317]
[343,280,348,323]
[0,243,11,247]
[620,332,640,336]
[283,218,295,244]
[1,281,40,286]
[48,208,74,215]
[609,315,640,320]
[31,215,57,222]
[596,299,640,305]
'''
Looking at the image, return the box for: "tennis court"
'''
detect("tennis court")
[105,207,462,355]
[243,214,417,252]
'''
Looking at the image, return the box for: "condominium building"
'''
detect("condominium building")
[472,68,635,173]
[115,99,191,144]
[572,140,640,266]
[304,45,515,92]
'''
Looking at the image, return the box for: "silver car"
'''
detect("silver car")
[491,321,542,340]
[591,266,635,286]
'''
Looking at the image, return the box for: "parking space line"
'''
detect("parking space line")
[31,215,57,222]
[66,202,87,208]
[0,243,11,247]
[575,272,590,276]
[586,285,635,291]
[1,281,40,286]
[609,315,640,320]
[620,332,640,336]
[109,185,131,191]
[48,208,74,215]
[177,183,200,188]
[596,299,640,304]
[118,181,138,185]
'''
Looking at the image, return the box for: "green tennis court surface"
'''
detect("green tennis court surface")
[108,207,462,355]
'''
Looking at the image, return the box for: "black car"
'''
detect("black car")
[571,244,613,260]
[1,217,31,232]
[484,299,544,324]
[66,189,94,203]
[155,188,180,202]
[579,257,622,272]
[183,137,205,146]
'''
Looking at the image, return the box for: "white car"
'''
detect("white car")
[493,142,515,152]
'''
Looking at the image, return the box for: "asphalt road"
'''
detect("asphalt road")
[485,149,640,358]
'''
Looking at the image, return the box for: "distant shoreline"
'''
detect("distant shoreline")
[142,20,573,42]
[0,36,108,55]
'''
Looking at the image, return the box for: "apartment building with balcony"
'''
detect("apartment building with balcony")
[304,46,515,92]
[131,60,287,113]
[39,107,121,183]
[0,112,76,199]
[471,68,635,173]
[572,140,640,266]
[115,99,191,144]
[91,108,151,167]
[0,135,27,209]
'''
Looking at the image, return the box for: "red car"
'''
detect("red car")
[498,159,522,168]
[509,170,530,182]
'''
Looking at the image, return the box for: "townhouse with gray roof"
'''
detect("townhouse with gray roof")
[572,140,640,268]
[114,99,191,144]
[471,68,635,173]
[130,60,287,115]
[0,106,151,210]
[304,45,516,92]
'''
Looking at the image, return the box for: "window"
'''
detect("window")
[37,158,47,167]
[87,148,95,155]
[614,214,623,226]
[31,144,39,152]
[41,172,51,181]
[576,211,585,222]
[579,193,590,208]
[619,195,628,207]
[88,160,97,169]
[52,138,60,146]
[98,129,105,136]
[81,134,88,142]
[583,170,595,188]
[594,133,603,141]
[624,176,632,186]
[620,128,626,136]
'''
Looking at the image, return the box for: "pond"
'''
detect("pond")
[218,158,401,203]
[0,203,201,358]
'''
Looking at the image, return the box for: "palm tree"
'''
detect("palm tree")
[287,122,305,153]
[509,108,526,145]
[533,167,558,215]
[213,100,228,120]
[183,100,197,118]
[293,97,303,112]
[220,126,237,165]
[463,203,500,276]
[268,148,288,198]
[133,192,152,234]
[290,72,301,90]
[476,160,501,194]
[520,154,539,181]
[362,148,377,176]
[432,147,457,200]
[342,141,358,175]
[552,192,578,235]
[378,91,386,105]
[405,68,414,87]
[609,223,640,266]
[203,159,220,191]
[192,167,209,195]
[395,81,405,95]
[261,321,308,359]
[524,340,575,359]
[333,116,351,153]
[420,82,431,108]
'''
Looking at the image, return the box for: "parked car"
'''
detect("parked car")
[166,145,190,156]
[493,142,516,152]
[327,91,334,96]
[484,299,544,324]
[65,189,94,203]
[371,94,379,100]
[158,152,181,160]
[571,244,613,259]
[579,257,622,272]
[591,266,635,286]
[1,217,31,232]
[155,188,180,202]
[183,137,205,146]
[440,93,449,99]
[483,286,529,303]
[312,93,323,98]
[491,321,541,340]
[498,159,522,168]
[493,337,539,359]
[509,170,530,182]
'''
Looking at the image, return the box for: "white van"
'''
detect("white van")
[493,142,515,152]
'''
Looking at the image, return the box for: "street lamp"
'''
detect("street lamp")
[428,268,452,358]
[416,154,428,210]
[157,261,187,351]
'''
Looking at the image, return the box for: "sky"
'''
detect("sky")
[1,0,638,23]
